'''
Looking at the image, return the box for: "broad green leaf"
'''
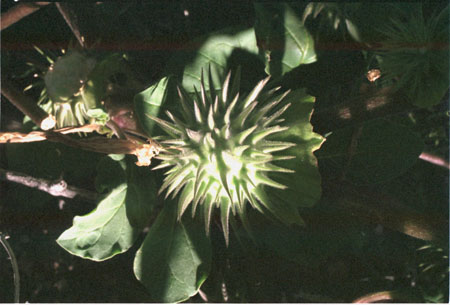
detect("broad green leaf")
[165,27,261,94]
[315,119,424,185]
[57,156,156,261]
[254,3,317,77]
[134,202,211,303]
[57,183,136,261]
[267,88,324,224]
[134,76,172,136]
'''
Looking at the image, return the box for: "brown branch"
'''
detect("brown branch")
[1,2,50,31]
[55,3,85,48]
[353,290,417,303]
[0,125,161,166]
[1,78,55,130]
[0,124,102,143]
[353,291,394,303]
[311,86,413,134]
[0,168,98,202]
[198,289,209,302]
[322,181,448,243]
[419,152,450,170]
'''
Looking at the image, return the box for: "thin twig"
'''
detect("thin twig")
[0,168,98,202]
[55,3,85,48]
[106,120,127,140]
[198,289,209,302]
[0,233,20,303]
[1,78,55,130]
[1,2,50,31]
[353,291,394,303]
[341,125,363,181]
[419,152,450,170]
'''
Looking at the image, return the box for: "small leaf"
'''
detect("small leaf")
[254,3,317,77]
[134,76,172,135]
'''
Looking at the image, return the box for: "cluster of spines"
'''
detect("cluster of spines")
[147,67,296,243]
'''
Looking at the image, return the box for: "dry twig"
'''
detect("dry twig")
[419,152,450,170]
[1,79,55,130]
[55,3,85,48]
[1,2,50,31]
[0,124,161,166]
[0,168,98,202]
[353,291,395,303]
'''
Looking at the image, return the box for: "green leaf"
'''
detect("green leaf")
[86,108,109,125]
[134,202,212,303]
[125,164,158,229]
[57,183,136,261]
[254,3,317,77]
[94,155,127,193]
[134,76,173,136]
[57,156,156,261]
[86,53,143,107]
[315,119,424,185]
[165,27,261,95]
[267,89,324,218]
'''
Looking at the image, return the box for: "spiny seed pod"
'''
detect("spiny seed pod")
[30,47,140,129]
[34,48,101,128]
[148,68,296,243]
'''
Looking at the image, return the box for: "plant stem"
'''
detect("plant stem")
[323,180,448,244]
[1,2,50,31]
[353,291,394,303]
[55,3,85,48]
[0,127,161,166]
[198,289,208,302]
[0,168,98,202]
[1,78,55,130]
[0,233,20,303]
[419,152,450,170]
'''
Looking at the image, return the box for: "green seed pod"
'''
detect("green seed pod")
[44,50,96,103]
[148,68,296,243]
[31,48,141,129]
